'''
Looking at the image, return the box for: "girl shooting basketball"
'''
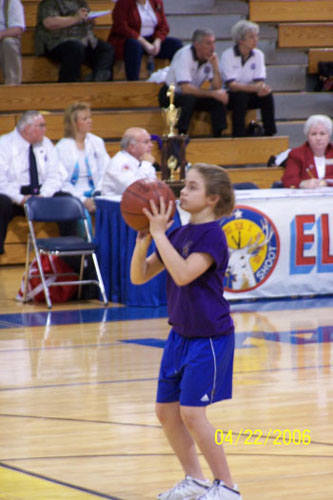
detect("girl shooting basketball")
[130,163,242,500]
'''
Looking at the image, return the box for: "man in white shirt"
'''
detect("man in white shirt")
[0,0,25,85]
[158,28,228,137]
[101,127,157,197]
[0,110,65,254]
[219,20,276,137]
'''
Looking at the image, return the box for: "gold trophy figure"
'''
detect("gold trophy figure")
[167,154,178,182]
[162,83,180,137]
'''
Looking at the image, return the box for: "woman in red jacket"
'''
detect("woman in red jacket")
[108,0,182,80]
[282,114,333,188]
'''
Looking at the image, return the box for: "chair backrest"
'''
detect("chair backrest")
[25,196,86,222]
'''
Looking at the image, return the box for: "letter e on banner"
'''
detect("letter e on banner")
[317,213,333,272]
[290,215,315,274]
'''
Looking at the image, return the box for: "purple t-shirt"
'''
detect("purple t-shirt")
[158,221,234,338]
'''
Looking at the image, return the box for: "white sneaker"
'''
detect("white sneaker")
[197,480,242,500]
[157,475,211,500]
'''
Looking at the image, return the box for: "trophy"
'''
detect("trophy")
[162,84,180,137]
[161,84,188,191]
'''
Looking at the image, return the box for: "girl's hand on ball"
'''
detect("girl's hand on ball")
[143,198,174,236]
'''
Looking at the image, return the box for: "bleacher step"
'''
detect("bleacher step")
[274,92,332,120]
[276,121,306,149]
[167,14,241,39]
[266,65,307,92]
[167,0,247,14]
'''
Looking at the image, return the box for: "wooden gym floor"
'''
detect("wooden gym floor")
[0,265,332,500]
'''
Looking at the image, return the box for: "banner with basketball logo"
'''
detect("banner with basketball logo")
[221,188,333,300]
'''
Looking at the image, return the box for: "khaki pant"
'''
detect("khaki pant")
[0,36,22,85]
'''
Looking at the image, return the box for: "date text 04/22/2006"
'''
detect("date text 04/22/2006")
[214,429,311,446]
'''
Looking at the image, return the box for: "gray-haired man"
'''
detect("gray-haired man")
[0,111,65,254]
[158,28,228,137]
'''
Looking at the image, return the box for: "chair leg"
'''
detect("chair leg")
[77,256,85,299]
[34,252,53,309]
[91,252,108,305]
[23,235,32,303]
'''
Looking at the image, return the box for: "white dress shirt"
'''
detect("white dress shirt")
[101,149,156,196]
[0,128,64,204]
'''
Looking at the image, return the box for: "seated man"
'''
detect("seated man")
[0,0,25,85]
[0,110,65,255]
[158,28,228,137]
[220,19,276,138]
[35,0,114,82]
[101,127,157,196]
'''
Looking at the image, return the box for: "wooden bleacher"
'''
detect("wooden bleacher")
[278,23,333,48]
[0,82,159,111]
[308,49,333,74]
[0,54,168,83]
[0,104,251,139]
[0,82,288,151]
[249,0,333,77]
[249,1,333,23]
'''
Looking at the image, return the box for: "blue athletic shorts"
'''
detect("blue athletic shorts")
[156,329,235,406]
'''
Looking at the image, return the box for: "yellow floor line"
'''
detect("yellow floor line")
[0,465,101,499]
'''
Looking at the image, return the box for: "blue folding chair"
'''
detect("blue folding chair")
[23,196,108,309]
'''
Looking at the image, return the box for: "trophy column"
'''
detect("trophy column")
[161,84,188,196]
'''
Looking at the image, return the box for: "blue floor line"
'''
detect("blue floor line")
[0,295,333,329]
[0,305,168,329]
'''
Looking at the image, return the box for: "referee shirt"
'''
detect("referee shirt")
[165,44,214,93]
[219,45,266,88]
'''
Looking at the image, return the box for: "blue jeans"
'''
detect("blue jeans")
[124,36,182,80]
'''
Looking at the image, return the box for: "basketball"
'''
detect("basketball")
[120,178,176,231]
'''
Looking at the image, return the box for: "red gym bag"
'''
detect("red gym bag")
[17,255,78,303]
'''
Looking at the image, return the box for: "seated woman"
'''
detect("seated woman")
[56,102,111,216]
[219,19,276,137]
[107,0,182,81]
[282,114,333,188]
